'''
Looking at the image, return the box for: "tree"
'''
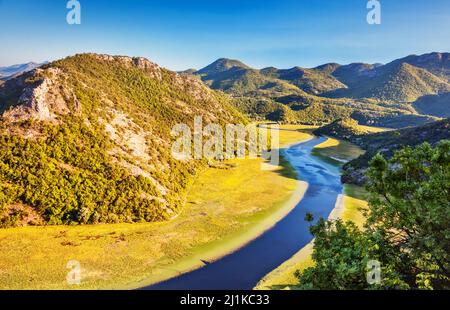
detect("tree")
[295,219,370,290]
[366,141,450,289]
[296,141,450,290]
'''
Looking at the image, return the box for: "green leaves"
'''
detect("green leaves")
[297,141,450,289]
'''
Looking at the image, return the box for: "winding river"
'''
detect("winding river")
[146,136,343,290]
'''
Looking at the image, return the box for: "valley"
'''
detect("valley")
[0,52,449,290]
[0,125,312,289]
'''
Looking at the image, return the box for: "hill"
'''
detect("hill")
[0,54,245,227]
[260,66,346,95]
[390,52,450,81]
[188,54,449,128]
[341,119,450,184]
[327,62,450,102]
[313,118,372,140]
[413,92,450,118]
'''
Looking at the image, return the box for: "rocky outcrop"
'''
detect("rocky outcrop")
[89,53,164,81]
[1,68,81,123]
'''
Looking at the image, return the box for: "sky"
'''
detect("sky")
[0,0,449,70]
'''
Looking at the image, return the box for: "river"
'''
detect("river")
[145,136,343,290]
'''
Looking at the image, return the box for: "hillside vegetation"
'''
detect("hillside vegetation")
[0,54,245,227]
[344,119,450,184]
[0,126,311,289]
[313,118,372,140]
[296,142,450,289]
[311,115,450,185]
[186,53,450,128]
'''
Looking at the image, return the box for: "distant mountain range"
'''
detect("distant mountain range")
[0,62,46,80]
[184,52,450,127]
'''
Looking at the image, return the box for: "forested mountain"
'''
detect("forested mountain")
[311,116,449,184]
[332,118,450,185]
[0,54,245,227]
[326,60,450,102]
[187,52,450,128]
[390,52,450,81]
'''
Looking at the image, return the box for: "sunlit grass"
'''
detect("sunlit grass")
[313,138,365,163]
[341,184,369,229]
[0,127,311,290]
[358,124,390,133]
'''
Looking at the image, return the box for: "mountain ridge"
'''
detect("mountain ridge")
[186,53,450,127]
[0,53,246,227]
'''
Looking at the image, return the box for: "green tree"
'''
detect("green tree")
[366,141,450,289]
[296,141,450,290]
[295,219,371,290]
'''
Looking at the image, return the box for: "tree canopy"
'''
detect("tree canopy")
[296,141,450,289]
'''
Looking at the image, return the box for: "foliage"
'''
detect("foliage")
[190,54,450,127]
[297,142,450,289]
[0,54,245,226]
[313,118,371,139]
[295,219,372,290]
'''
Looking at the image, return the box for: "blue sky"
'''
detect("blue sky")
[0,0,449,70]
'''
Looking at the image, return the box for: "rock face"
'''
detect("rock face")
[2,68,81,123]
[0,53,245,227]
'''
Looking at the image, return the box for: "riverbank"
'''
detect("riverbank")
[0,126,312,290]
[254,138,369,290]
[254,184,368,290]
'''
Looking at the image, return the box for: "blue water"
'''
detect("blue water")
[145,136,343,290]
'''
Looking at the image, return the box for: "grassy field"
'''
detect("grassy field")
[312,138,365,163]
[311,123,388,163]
[277,125,315,146]
[255,138,369,290]
[357,124,390,133]
[0,126,312,290]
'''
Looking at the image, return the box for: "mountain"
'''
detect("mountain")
[195,58,300,96]
[327,61,450,102]
[188,53,450,128]
[313,118,372,140]
[389,52,450,81]
[0,54,245,227]
[260,66,346,95]
[197,58,250,76]
[340,118,450,185]
[330,63,379,88]
[0,62,45,80]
